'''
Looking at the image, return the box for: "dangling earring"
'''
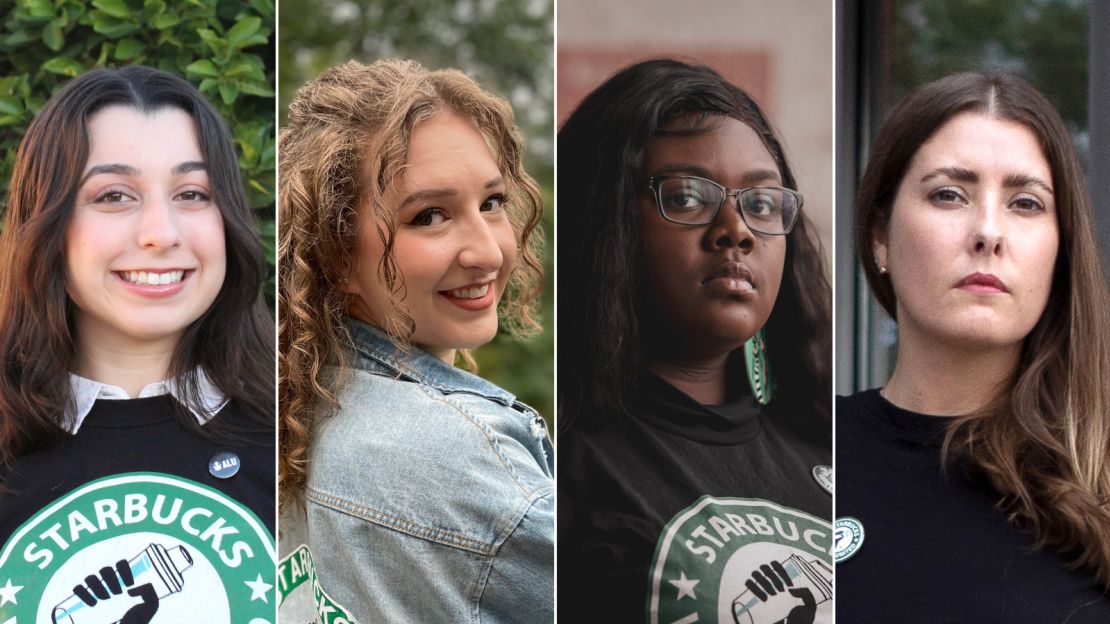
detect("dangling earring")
[744,328,774,405]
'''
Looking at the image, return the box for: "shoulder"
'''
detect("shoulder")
[836,389,882,413]
[305,367,552,550]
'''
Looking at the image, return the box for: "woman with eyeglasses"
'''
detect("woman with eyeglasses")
[837,73,1110,621]
[558,59,833,623]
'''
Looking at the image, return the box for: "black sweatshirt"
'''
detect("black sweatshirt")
[559,372,832,624]
[0,396,275,623]
[836,389,1110,623]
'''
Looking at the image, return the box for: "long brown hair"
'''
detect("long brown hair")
[856,72,1110,587]
[279,59,543,508]
[0,66,275,488]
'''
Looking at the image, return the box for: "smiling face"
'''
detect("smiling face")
[638,115,787,358]
[874,112,1059,351]
[346,110,517,362]
[66,105,227,352]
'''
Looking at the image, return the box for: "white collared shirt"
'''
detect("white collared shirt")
[66,369,229,434]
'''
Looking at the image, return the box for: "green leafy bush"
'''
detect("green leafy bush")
[0,0,275,296]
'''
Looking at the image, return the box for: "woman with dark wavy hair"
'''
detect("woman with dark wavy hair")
[558,59,833,624]
[837,72,1110,621]
[0,66,274,622]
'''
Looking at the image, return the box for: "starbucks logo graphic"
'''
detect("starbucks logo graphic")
[277,544,357,624]
[647,497,833,624]
[0,473,276,623]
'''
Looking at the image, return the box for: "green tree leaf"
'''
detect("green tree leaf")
[91,0,132,20]
[186,58,219,77]
[91,14,138,38]
[42,57,85,77]
[218,80,239,104]
[113,37,143,60]
[238,80,273,97]
[152,11,180,29]
[0,96,24,117]
[26,0,55,19]
[42,21,64,51]
[226,16,260,48]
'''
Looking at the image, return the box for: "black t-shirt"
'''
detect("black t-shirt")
[0,396,275,623]
[836,389,1110,622]
[559,373,833,624]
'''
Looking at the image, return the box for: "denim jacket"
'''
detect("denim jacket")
[279,318,554,623]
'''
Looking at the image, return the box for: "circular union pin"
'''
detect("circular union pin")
[811,465,833,495]
[208,451,241,479]
[834,517,865,563]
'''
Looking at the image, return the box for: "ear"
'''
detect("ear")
[871,223,889,273]
[340,261,360,295]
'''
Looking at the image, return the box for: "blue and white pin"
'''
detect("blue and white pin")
[834,517,865,563]
[811,465,833,495]
[209,451,241,479]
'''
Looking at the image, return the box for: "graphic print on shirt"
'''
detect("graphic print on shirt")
[0,473,276,623]
[277,544,357,624]
[647,496,833,624]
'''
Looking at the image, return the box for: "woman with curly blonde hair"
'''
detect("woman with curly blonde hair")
[277,59,551,621]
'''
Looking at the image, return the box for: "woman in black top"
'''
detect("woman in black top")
[558,59,832,624]
[0,66,274,622]
[837,72,1110,621]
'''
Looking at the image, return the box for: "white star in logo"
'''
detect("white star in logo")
[245,573,273,603]
[0,579,22,606]
[668,571,699,601]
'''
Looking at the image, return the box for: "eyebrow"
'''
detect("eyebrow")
[920,166,1053,195]
[398,176,504,209]
[80,160,208,186]
[653,163,782,186]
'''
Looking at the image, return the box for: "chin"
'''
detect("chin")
[436,325,500,352]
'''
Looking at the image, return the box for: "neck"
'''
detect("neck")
[884,324,1019,416]
[644,350,732,405]
[74,328,178,397]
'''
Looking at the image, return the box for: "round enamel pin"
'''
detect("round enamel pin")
[834,517,865,563]
[812,464,833,494]
[209,451,241,479]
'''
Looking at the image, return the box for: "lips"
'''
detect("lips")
[439,281,496,311]
[113,269,192,298]
[703,262,757,297]
[956,272,1009,294]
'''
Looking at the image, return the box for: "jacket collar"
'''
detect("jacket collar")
[344,317,517,406]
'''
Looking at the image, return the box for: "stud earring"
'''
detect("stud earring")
[744,328,774,405]
[878,265,888,275]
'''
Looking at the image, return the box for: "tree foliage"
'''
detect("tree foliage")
[0,0,276,295]
[892,0,1088,132]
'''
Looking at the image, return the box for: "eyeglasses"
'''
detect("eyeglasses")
[647,175,802,235]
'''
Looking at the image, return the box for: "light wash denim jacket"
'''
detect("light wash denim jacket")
[282,318,554,623]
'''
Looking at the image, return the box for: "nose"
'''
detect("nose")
[970,204,1004,257]
[137,196,182,250]
[706,194,756,252]
[457,213,504,272]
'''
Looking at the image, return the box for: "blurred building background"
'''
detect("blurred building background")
[279,0,555,424]
[557,0,835,254]
[837,0,1110,394]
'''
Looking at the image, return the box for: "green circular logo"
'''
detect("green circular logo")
[0,473,276,623]
[833,517,865,563]
[647,496,833,624]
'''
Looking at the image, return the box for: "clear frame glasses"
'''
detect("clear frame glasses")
[647,175,802,235]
